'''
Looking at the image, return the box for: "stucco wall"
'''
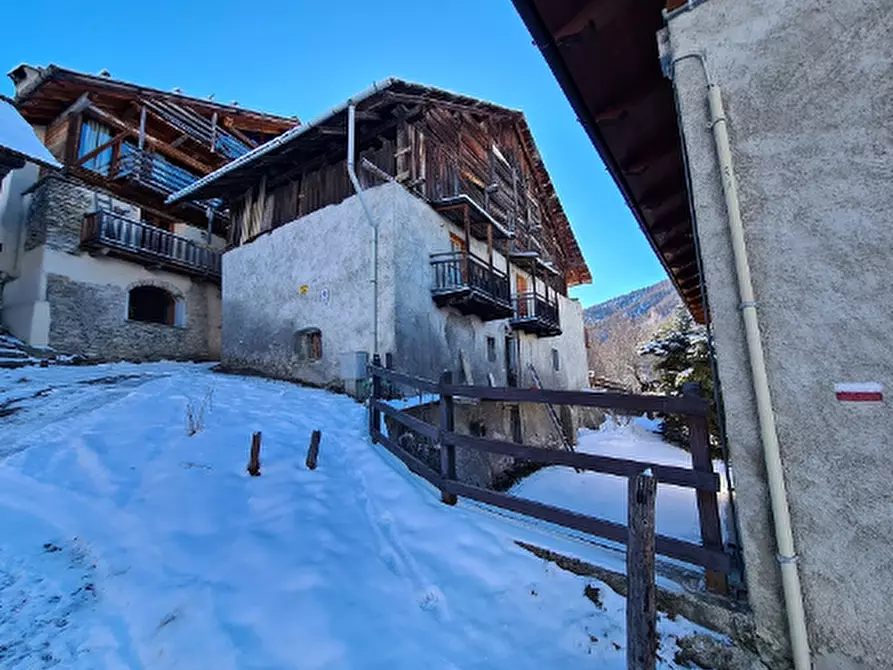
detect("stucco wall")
[667,1,893,667]
[391,186,588,393]
[0,163,39,277]
[222,182,399,386]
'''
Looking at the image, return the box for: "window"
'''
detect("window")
[486,336,497,363]
[294,328,323,362]
[551,348,560,372]
[128,286,179,326]
[78,119,114,174]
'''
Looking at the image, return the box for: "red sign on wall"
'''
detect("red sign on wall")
[834,383,884,403]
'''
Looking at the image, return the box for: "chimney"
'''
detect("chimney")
[98,69,111,78]
[7,64,43,97]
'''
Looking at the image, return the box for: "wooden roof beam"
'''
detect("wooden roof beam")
[621,139,678,176]
[83,104,213,175]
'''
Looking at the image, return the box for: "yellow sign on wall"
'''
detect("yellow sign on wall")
[299,285,309,295]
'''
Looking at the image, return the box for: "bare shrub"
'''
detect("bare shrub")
[185,388,214,436]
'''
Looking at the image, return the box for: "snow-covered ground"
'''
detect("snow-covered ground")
[511,417,733,547]
[0,363,720,669]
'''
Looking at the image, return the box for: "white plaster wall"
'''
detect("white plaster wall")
[392,186,588,392]
[1,246,49,345]
[668,1,893,667]
[221,182,399,386]
[0,163,39,277]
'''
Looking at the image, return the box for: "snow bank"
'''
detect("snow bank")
[511,416,732,548]
[0,364,718,668]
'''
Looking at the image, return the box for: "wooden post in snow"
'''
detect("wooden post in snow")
[627,469,657,670]
[247,431,262,477]
[306,430,322,470]
[438,370,457,505]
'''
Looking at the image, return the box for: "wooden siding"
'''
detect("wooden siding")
[231,104,576,291]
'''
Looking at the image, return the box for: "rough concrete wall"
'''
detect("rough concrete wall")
[46,273,213,360]
[222,182,398,386]
[668,1,893,667]
[24,174,95,252]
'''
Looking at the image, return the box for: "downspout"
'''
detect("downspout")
[671,52,811,670]
[346,104,379,357]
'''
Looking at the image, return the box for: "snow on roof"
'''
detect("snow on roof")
[0,97,61,169]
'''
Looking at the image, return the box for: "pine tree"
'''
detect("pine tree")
[638,306,720,455]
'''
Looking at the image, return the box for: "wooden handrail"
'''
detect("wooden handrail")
[81,210,221,276]
[443,432,720,491]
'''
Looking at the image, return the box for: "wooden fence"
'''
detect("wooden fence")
[368,362,731,593]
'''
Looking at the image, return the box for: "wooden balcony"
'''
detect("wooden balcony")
[81,210,221,281]
[511,291,561,337]
[430,251,513,321]
[114,148,223,213]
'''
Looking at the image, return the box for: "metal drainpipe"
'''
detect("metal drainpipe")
[671,52,811,670]
[669,71,745,586]
[346,104,379,357]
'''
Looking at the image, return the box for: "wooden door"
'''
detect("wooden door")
[515,273,529,317]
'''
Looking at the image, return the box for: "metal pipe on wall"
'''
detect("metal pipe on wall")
[346,103,379,356]
[671,52,811,670]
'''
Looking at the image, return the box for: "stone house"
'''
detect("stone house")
[169,79,593,467]
[0,64,295,360]
[512,1,892,668]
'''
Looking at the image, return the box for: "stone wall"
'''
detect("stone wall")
[667,1,893,667]
[46,274,214,361]
[24,174,95,253]
[383,400,581,490]
[4,173,222,359]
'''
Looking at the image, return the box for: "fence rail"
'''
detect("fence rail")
[368,362,731,585]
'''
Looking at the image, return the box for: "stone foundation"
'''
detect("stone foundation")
[46,274,214,361]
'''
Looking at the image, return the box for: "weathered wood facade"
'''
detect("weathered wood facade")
[203,82,590,290]
[11,64,296,232]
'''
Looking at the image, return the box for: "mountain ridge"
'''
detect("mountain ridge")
[583,279,682,390]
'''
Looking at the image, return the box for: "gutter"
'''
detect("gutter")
[346,104,380,357]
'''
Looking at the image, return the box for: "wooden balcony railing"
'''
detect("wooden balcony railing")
[430,251,513,320]
[511,291,561,337]
[114,148,223,212]
[81,210,221,280]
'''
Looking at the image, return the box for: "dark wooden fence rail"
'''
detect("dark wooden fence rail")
[367,362,731,590]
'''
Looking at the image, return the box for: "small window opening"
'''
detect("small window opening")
[294,328,323,362]
[128,285,178,326]
[486,336,497,363]
[551,348,560,372]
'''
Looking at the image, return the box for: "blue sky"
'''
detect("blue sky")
[0,0,668,307]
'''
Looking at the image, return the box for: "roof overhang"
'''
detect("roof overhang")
[0,95,62,170]
[510,0,704,322]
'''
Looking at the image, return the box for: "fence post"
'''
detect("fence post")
[369,353,382,441]
[683,382,728,595]
[439,370,457,505]
[627,469,657,670]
